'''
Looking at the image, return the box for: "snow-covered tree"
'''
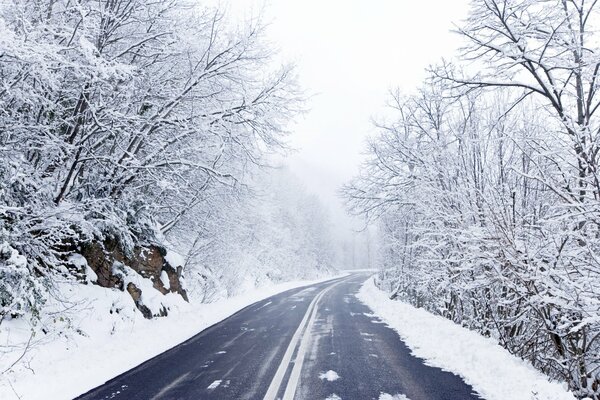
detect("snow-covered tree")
[346,2,600,393]
[0,0,304,322]
[168,167,337,301]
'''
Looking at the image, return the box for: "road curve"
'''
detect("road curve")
[76,274,481,400]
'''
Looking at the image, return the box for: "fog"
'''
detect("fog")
[210,1,471,267]
[224,1,468,221]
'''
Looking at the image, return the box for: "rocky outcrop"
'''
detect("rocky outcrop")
[78,238,188,318]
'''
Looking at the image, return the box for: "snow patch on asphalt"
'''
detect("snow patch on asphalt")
[207,380,222,390]
[319,370,340,381]
[379,394,410,400]
[357,277,576,400]
[325,394,342,400]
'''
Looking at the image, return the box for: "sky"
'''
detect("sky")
[220,0,471,233]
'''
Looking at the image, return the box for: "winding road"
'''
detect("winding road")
[76,274,481,400]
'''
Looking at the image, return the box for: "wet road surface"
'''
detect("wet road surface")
[76,274,481,400]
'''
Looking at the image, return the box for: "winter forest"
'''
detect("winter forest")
[0,0,338,317]
[345,1,600,398]
[2,0,600,399]
[0,0,339,388]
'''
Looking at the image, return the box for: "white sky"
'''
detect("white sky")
[221,0,471,232]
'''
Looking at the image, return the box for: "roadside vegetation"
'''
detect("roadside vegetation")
[345,1,600,398]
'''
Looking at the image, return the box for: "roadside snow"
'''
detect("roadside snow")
[357,277,576,400]
[0,274,345,400]
[319,370,340,381]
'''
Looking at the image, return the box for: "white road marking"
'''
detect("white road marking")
[282,297,322,400]
[216,351,227,354]
[256,301,273,311]
[263,278,347,400]
[281,280,347,400]
[262,286,328,400]
[150,373,190,400]
[207,380,222,390]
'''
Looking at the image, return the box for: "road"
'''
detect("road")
[76,274,481,400]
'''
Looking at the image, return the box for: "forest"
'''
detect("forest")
[3,1,600,400]
[344,1,600,398]
[0,0,335,327]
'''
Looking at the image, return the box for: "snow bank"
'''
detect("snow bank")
[357,277,576,400]
[0,274,345,400]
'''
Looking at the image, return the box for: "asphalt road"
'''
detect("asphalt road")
[76,274,481,400]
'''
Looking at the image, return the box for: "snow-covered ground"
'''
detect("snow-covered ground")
[0,275,344,400]
[357,277,577,400]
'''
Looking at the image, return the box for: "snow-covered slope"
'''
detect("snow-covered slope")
[357,277,577,400]
[0,275,344,400]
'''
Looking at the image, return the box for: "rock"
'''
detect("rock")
[164,264,189,302]
[126,282,153,319]
[127,246,165,281]
[126,282,141,302]
[80,241,122,289]
[79,238,188,318]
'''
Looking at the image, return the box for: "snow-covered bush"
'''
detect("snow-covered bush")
[0,242,46,323]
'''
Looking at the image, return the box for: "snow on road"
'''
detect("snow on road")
[206,380,222,390]
[319,370,340,381]
[324,391,409,400]
[379,394,410,400]
[357,277,576,400]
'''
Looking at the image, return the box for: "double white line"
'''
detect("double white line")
[263,278,345,400]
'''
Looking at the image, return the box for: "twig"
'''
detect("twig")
[1,332,34,375]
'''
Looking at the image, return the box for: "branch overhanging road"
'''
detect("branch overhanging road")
[76,274,481,400]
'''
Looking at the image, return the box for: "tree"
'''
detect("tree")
[345,70,600,396]
[0,0,303,323]
[432,1,600,396]
[169,167,337,300]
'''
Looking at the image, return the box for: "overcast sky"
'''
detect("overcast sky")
[222,0,471,231]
